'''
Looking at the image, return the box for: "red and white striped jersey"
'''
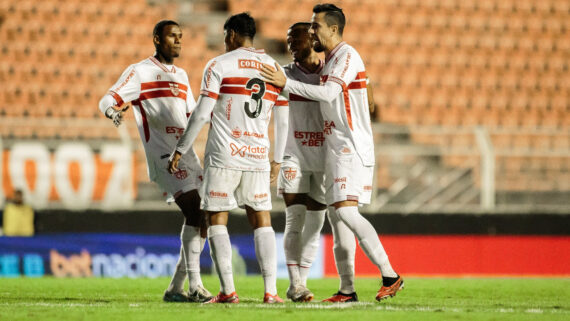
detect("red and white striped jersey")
[107,56,201,181]
[199,47,285,171]
[283,61,326,172]
[320,42,374,166]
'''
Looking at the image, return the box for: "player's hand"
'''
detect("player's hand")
[105,105,130,127]
[168,151,182,174]
[261,62,287,88]
[270,160,281,184]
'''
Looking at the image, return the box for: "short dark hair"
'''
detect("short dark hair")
[313,3,345,35]
[289,22,311,31]
[224,12,256,39]
[153,20,179,37]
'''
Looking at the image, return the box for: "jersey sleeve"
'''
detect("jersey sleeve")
[199,59,223,100]
[325,50,358,88]
[108,65,141,106]
[184,73,197,117]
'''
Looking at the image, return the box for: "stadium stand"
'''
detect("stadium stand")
[0,0,568,211]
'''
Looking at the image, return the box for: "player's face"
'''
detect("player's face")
[309,12,332,53]
[157,25,182,59]
[287,28,312,62]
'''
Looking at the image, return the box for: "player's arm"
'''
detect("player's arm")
[271,98,289,183]
[261,63,342,105]
[98,66,140,127]
[98,95,129,127]
[168,95,217,173]
[366,78,375,115]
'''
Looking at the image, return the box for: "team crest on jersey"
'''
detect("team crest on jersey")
[284,168,297,181]
[169,82,180,96]
[232,127,242,138]
[174,169,188,180]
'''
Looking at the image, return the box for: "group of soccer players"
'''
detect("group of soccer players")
[99,3,403,304]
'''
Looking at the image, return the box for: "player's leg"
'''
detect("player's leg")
[331,155,402,301]
[241,171,282,303]
[173,189,212,302]
[298,173,327,286]
[282,193,306,290]
[246,206,283,303]
[158,163,209,302]
[207,211,239,302]
[323,204,358,302]
[278,165,313,301]
[201,167,241,303]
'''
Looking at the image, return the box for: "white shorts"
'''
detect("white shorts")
[325,151,373,205]
[200,166,272,212]
[277,162,326,205]
[152,157,203,201]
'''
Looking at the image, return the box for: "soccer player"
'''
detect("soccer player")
[98,20,212,303]
[261,4,404,302]
[278,22,327,302]
[168,12,287,304]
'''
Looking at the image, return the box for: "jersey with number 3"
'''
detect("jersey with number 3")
[200,47,284,171]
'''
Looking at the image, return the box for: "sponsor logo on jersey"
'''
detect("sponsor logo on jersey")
[334,177,347,183]
[243,131,264,138]
[284,168,297,181]
[169,82,180,96]
[254,193,268,200]
[341,147,352,154]
[113,69,136,93]
[363,185,372,191]
[166,126,185,140]
[323,121,336,135]
[174,169,188,180]
[230,143,267,159]
[294,131,325,147]
[226,97,233,120]
[157,75,161,80]
[206,61,217,88]
[209,190,228,198]
[238,59,263,71]
[232,127,242,138]
[340,52,352,78]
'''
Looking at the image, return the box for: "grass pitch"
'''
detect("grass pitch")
[0,276,568,321]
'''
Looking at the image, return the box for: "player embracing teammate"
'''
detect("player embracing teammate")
[169,12,287,304]
[262,3,403,302]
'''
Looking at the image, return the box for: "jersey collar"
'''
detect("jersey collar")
[149,56,176,73]
[238,47,265,54]
[325,41,347,64]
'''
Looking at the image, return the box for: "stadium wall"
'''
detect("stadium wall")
[1,210,568,278]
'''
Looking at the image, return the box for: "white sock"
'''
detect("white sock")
[299,209,326,286]
[335,206,397,278]
[208,225,235,294]
[283,204,305,287]
[181,225,203,292]
[327,206,356,293]
[166,247,186,293]
[197,237,206,287]
[254,226,277,295]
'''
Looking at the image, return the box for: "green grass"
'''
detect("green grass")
[0,276,568,321]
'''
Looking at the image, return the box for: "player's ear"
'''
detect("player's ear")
[153,34,161,47]
[330,24,339,35]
